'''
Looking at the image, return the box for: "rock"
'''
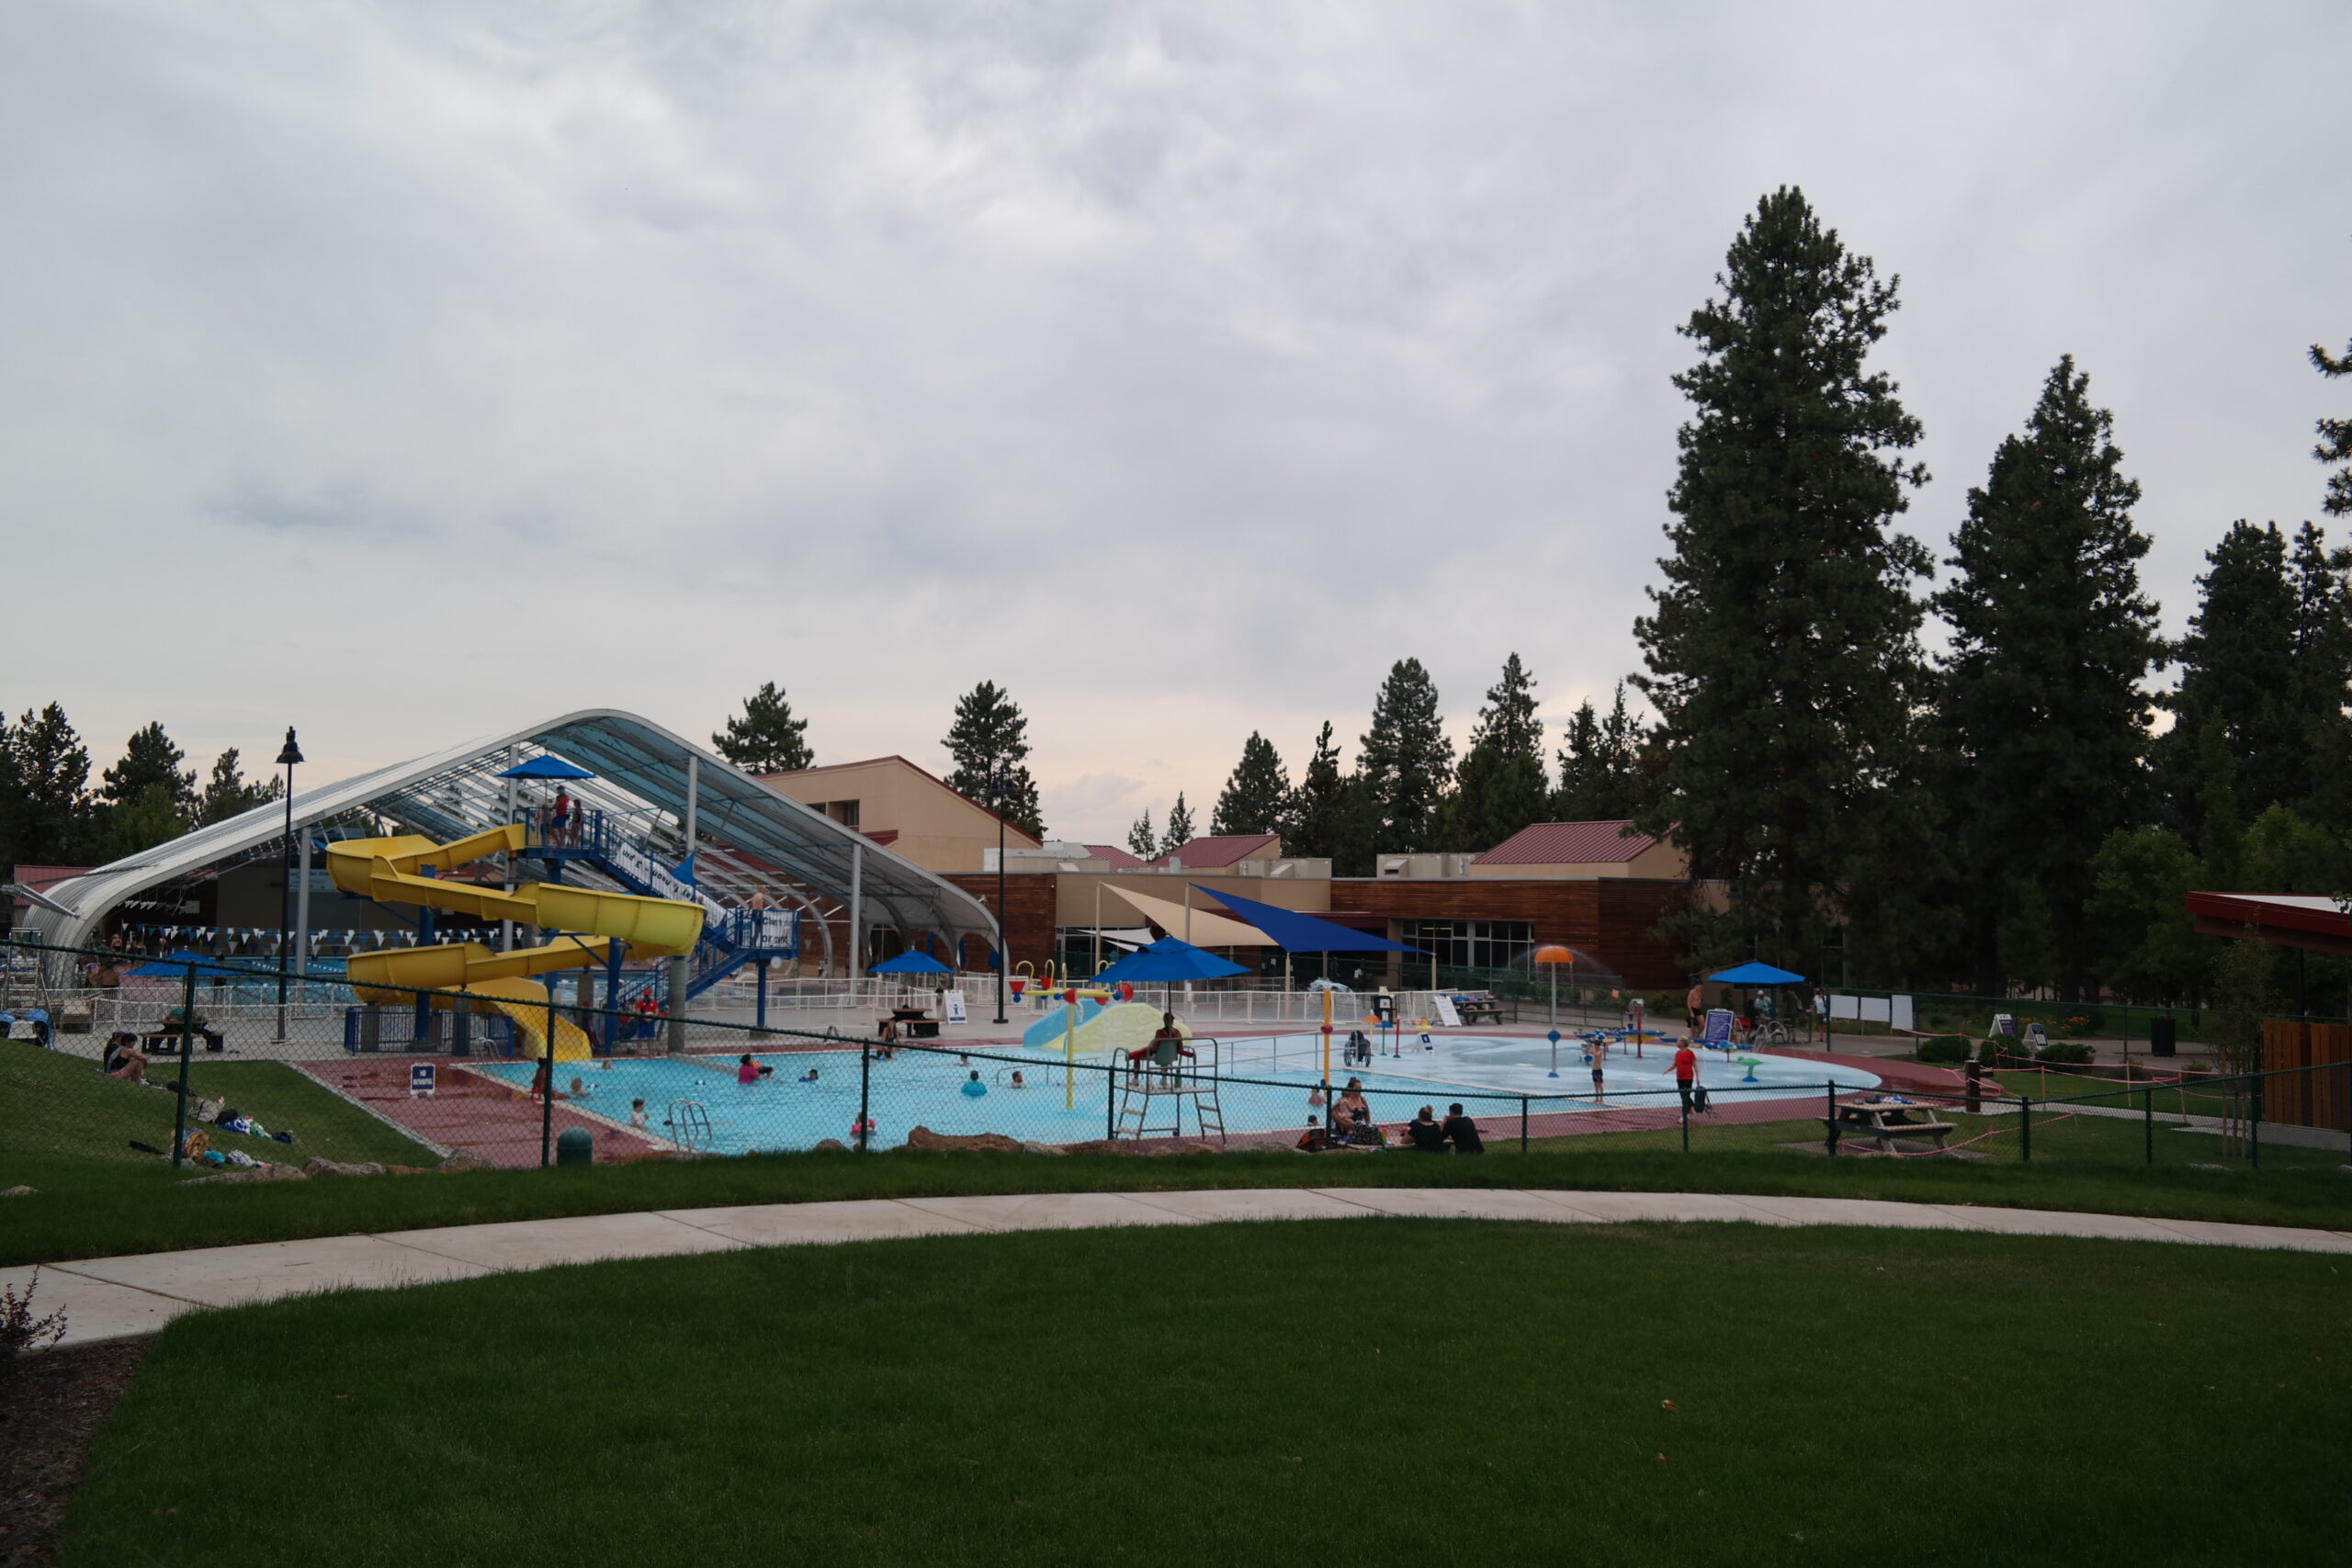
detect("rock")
[900,1125,1024,1155]
[303,1158,388,1178]
[810,1138,849,1153]
[179,1164,308,1186]
[1,1185,36,1197]
[436,1152,495,1173]
[1019,1142,1063,1156]
[1054,1139,1138,1156]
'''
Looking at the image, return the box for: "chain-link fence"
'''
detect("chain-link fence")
[7,937,2347,1174]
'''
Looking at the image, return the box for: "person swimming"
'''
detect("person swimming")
[961,1069,988,1098]
[800,1066,820,1083]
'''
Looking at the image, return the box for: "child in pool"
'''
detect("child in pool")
[629,1099,649,1130]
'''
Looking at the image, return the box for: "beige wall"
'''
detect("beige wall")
[1048,870,1334,929]
[761,758,1037,876]
[1467,839,1687,880]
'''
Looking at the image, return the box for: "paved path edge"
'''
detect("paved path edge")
[13,1189,2352,1348]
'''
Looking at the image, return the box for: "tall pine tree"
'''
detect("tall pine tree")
[100,722,197,818]
[1161,793,1195,852]
[712,682,814,773]
[1934,355,2161,998]
[5,704,95,865]
[2313,331,2352,517]
[196,748,279,826]
[1633,187,1933,970]
[2161,522,2300,831]
[1552,682,1645,821]
[2286,522,2352,829]
[1212,733,1291,837]
[942,681,1045,839]
[1357,659,1453,853]
[1283,723,1353,868]
[1125,808,1157,861]
[1450,653,1548,851]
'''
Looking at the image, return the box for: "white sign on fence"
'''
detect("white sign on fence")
[1830,994,1860,1021]
[1859,996,1892,1024]
[1890,995,1915,1033]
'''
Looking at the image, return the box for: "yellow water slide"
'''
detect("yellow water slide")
[327,827,706,1062]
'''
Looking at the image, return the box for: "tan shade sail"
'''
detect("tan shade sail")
[1101,883,1278,948]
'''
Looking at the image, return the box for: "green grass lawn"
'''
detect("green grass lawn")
[0,1039,439,1170]
[62,1220,2352,1567]
[4,1130,2348,1269]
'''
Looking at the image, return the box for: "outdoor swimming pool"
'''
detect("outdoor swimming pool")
[469,1034,1881,1155]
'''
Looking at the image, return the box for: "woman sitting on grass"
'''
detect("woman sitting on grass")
[1405,1105,1448,1152]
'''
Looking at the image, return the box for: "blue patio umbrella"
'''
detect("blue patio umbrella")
[869,951,953,976]
[495,755,595,780]
[1091,937,1250,986]
[1706,962,1806,986]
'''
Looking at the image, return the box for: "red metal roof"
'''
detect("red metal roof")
[1085,844,1146,868]
[1474,820,1657,865]
[2183,891,2352,952]
[1153,833,1280,869]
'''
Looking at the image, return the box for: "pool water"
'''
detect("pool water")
[472,1034,1879,1155]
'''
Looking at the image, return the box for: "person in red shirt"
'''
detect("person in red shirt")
[1673,1039,1701,1115]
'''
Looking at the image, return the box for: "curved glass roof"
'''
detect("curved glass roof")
[24,708,997,958]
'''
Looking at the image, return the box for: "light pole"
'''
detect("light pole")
[990,758,1009,1024]
[274,727,303,1038]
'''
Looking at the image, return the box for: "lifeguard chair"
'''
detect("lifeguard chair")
[1113,1033,1227,1145]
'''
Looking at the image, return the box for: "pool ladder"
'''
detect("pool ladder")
[663,1099,715,1153]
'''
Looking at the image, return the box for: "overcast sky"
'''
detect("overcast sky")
[4,1,2346,843]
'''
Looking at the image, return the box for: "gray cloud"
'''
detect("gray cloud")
[2,1,2346,838]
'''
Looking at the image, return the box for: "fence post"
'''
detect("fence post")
[2239,1072,2257,1170]
[2019,1094,2031,1163]
[1106,1059,1116,1141]
[1824,1080,1838,1157]
[540,990,556,1168]
[170,960,198,1168]
[2143,1086,2153,1165]
[1520,1095,1528,1155]
[857,1043,871,1153]
[1681,1084,1690,1154]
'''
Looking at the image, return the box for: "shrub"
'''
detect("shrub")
[2036,1042,2096,1066]
[1915,1035,1970,1065]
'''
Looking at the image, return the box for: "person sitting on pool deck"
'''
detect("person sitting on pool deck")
[961,1069,987,1098]
[1405,1105,1448,1151]
[1442,1102,1485,1153]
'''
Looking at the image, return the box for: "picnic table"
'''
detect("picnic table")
[888,1006,940,1039]
[1451,991,1508,1023]
[1828,1098,1955,1154]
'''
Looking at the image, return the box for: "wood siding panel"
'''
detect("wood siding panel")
[1331,879,1687,988]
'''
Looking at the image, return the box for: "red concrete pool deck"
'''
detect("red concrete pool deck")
[295,1057,678,1167]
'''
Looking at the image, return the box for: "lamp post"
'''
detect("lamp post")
[990,759,1009,1024]
[274,727,304,1039]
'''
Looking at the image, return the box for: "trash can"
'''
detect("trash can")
[2149,1013,2176,1058]
[555,1127,594,1167]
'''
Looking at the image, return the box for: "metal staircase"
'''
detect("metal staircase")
[525,810,799,1008]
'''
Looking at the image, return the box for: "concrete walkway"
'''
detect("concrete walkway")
[13,1189,2352,1348]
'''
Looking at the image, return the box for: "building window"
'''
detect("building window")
[1408,919,1533,971]
[827,800,861,829]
